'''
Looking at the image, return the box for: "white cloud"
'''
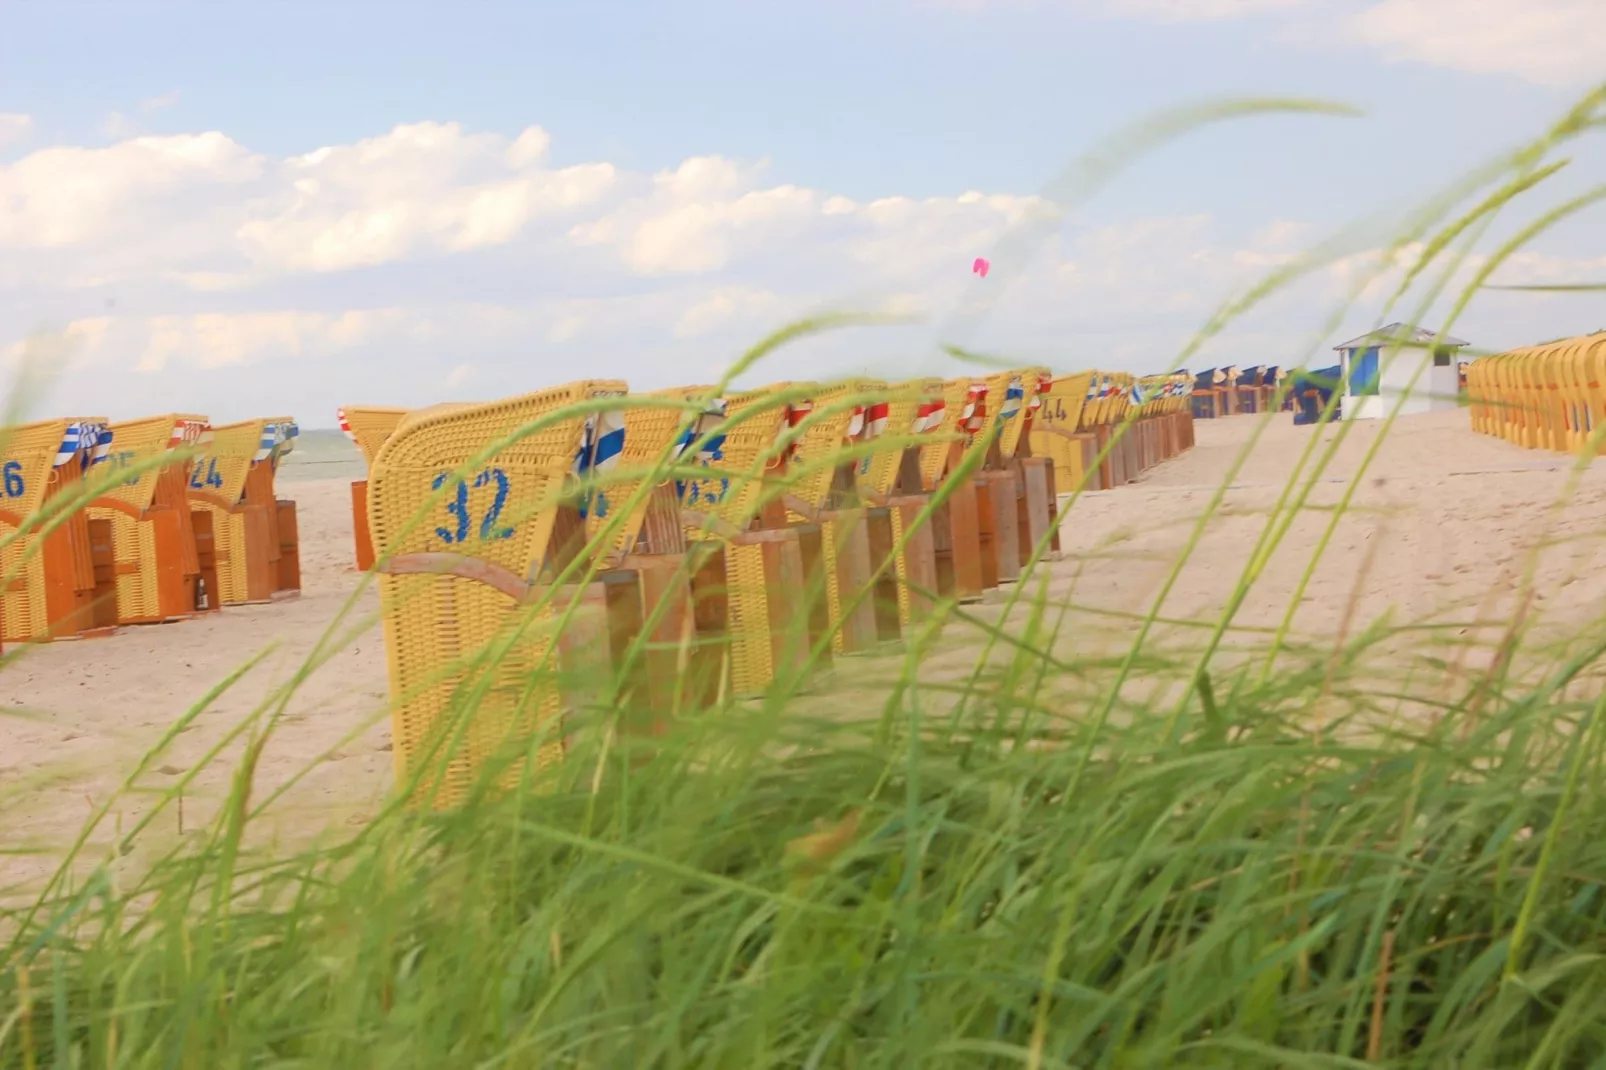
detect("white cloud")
[1350,0,1606,86]
[1,116,1601,422]
[0,113,31,149]
[236,122,616,273]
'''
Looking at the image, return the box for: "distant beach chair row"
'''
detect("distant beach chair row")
[345,370,1195,807]
[1188,366,1293,419]
[0,416,302,650]
[1467,333,1606,454]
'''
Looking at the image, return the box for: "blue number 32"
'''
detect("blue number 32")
[433,468,515,544]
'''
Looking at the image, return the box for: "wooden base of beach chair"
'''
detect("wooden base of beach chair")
[554,562,695,737]
[797,509,880,656]
[92,504,210,625]
[275,500,301,595]
[931,478,985,603]
[1014,457,1058,564]
[688,531,810,700]
[351,480,376,572]
[205,502,276,606]
[976,470,1021,586]
[866,498,938,641]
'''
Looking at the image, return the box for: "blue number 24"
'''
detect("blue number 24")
[432,467,514,544]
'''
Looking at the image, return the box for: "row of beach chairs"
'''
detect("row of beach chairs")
[1467,332,1606,454]
[1188,366,1293,419]
[342,369,1195,807]
[0,416,302,651]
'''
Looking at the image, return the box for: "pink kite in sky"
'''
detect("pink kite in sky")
[972,257,990,278]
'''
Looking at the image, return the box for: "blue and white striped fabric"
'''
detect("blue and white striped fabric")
[87,424,114,467]
[1130,381,1147,407]
[572,403,627,519]
[673,398,729,504]
[54,422,113,470]
[672,398,728,464]
[255,422,299,464]
[53,423,84,468]
[998,377,1025,421]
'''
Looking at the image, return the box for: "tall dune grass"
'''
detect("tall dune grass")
[5,85,1606,1067]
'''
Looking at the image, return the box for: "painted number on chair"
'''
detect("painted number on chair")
[108,450,140,487]
[189,457,224,490]
[2,460,23,499]
[1039,399,1070,424]
[432,468,515,544]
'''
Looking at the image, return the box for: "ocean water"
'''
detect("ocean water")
[277,428,366,483]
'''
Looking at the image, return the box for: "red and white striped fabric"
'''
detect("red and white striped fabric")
[336,407,358,444]
[845,405,866,441]
[913,397,946,433]
[864,401,889,439]
[960,383,988,435]
[170,419,212,447]
[1022,375,1051,428]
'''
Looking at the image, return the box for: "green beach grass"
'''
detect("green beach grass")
[4,85,1606,1067]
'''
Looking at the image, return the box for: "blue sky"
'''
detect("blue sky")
[2,0,1603,422]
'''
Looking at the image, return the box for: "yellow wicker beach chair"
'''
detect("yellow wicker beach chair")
[548,386,698,729]
[989,367,1060,569]
[368,381,626,807]
[945,374,1020,587]
[675,382,813,698]
[189,418,300,605]
[911,377,987,602]
[764,379,890,657]
[90,415,217,624]
[1,419,118,643]
[853,378,942,638]
[1029,372,1097,493]
[339,405,410,571]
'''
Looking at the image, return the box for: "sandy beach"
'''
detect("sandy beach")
[7,407,1606,892]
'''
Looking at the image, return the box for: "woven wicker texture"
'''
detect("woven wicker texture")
[92,414,207,622]
[342,406,410,469]
[1,419,77,640]
[780,380,868,519]
[583,387,682,558]
[368,381,623,808]
[996,366,1052,459]
[674,383,797,696]
[858,378,939,498]
[915,378,979,491]
[678,384,792,535]
[191,420,270,605]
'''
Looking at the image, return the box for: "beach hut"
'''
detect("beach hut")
[1333,323,1469,420]
[189,418,301,605]
[90,415,220,624]
[1,419,120,643]
[337,405,409,571]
